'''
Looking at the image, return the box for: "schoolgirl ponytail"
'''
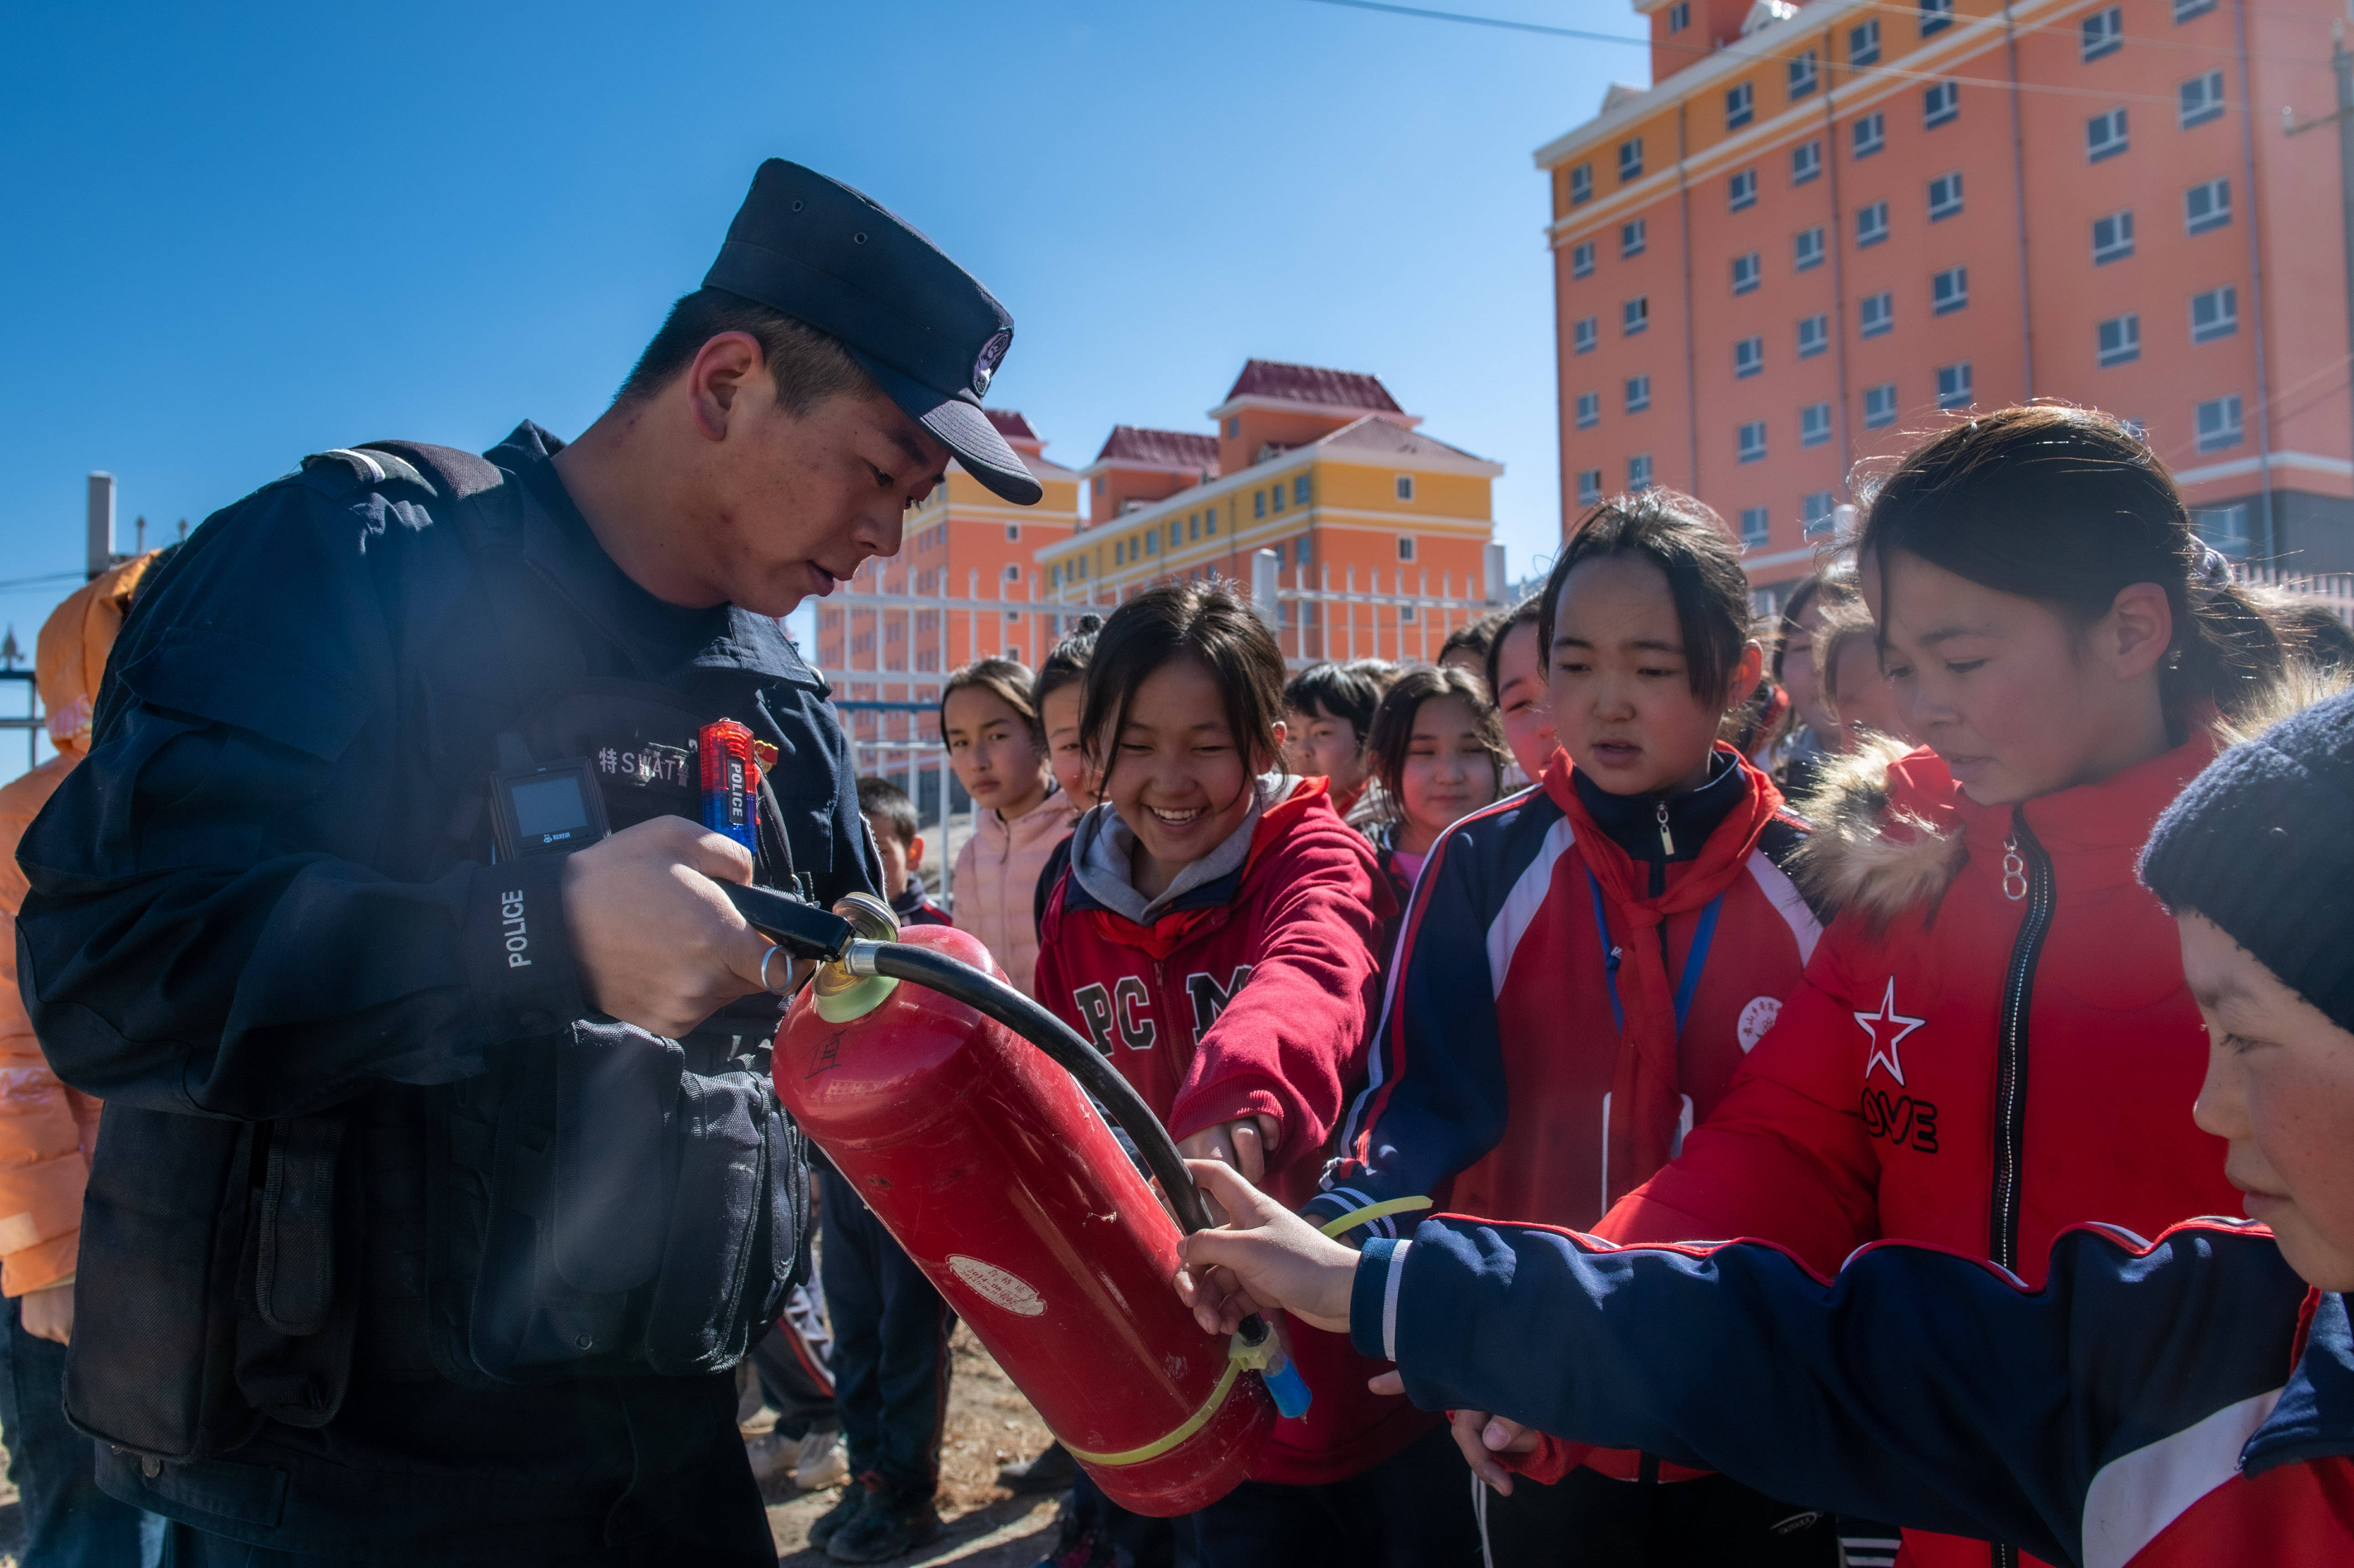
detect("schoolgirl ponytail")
[1855,405,2286,723]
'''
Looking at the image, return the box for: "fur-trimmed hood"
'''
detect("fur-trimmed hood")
[1786,736,1967,934]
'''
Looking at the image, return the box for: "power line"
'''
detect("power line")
[1302,0,2334,118]
[0,571,85,593]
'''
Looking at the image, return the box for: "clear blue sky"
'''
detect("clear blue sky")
[0,0,1638,688]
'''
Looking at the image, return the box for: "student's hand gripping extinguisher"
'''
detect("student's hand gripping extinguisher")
[728,883,1304,1517]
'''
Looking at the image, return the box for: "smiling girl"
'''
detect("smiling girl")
[1482,595,1560,789]
[1309,492,1835,1565]
[1032,582,1472,1567]
[1586,406,2290,1568]
[942,658,1074,998]
[1363,666,1505,906]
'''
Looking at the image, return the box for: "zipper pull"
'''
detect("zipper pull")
[1656,800,1675,856]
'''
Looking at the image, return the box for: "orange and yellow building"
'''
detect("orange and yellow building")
[1537,0,2354,591]
[1036,360,1506,660]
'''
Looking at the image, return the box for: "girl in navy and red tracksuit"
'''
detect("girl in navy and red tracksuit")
[1310,492,1843,1566]
[1032,581,1468,1568]
[1585,408,2294,1568]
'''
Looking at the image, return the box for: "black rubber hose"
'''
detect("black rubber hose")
[861,942,1219,1237]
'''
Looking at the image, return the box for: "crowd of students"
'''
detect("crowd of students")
[798,402,2354,1568]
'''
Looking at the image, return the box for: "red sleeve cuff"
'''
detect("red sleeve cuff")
[1497,1433,1593,1487]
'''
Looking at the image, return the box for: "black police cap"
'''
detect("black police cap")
[705,160,1042,507]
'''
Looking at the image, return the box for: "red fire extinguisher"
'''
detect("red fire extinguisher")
[773,916,1279,1516]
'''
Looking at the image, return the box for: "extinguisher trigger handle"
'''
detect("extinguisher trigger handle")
[723,883,855,959]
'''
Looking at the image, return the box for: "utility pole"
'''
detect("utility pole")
[2285,9,2354,493]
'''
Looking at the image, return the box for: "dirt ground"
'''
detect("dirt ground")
[767,1321,1064,1567]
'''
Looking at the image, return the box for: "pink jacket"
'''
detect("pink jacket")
[953,785,1079,998]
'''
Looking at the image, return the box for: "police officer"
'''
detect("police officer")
[14,159,1043,1565]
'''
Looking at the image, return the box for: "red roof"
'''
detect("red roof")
[1093,425,1221,471]
[1221,359,1403,413]
[985,408,1041,446]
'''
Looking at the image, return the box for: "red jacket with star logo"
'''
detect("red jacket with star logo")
[1599,733,2242,1568]
[1034,779,1416,1486]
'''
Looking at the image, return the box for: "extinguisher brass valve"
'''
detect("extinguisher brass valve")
[811,895,901,1022]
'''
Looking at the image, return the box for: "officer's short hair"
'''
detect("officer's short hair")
[856,776,920,848]
[616,287,881,415]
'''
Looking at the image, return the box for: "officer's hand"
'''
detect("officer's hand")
[562,816,774,1038]
[20,1282,72,1346]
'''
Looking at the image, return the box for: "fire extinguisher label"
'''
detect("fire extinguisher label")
[947,1255,1047,1318]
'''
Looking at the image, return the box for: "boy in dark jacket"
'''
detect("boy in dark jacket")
[856,777,951,928]
[1172,691,2354,1568]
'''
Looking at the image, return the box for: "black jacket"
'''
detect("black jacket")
[16,423,873,1561]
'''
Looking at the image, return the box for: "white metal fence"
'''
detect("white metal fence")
[2232,563,2354,625]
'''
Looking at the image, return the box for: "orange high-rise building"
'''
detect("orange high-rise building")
[1537,0,2353,593]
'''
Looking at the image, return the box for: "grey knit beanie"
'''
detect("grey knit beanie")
[2141,689,2354,1033]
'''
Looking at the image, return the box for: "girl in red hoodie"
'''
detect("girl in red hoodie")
[1514,407,2291,1568]
[1032,581,1468,1568]
[1311,492,1839,1565]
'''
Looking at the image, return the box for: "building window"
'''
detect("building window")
[1397,535,1416,562]
[1801,402,1834,447]
[1733,251,1763,294]
[1792,139,1823,184]
[1728,81,1755,130]
[2185,177,2231,234]
[1626,374,1653,412]
[1007,523,1022,541]
[1294,475,1311,506]
[1569,163,1594,205]
[1572,240,1596,277]
[1924,81,1959,127]
[1738,421,1769,463]
[1864,382,1899,428]
[1114,539,1124,565]
[2174,0,2216,19]
[1619,137,1644,181]
[1629,453,1654,491]
[1856,200,1890,247]
[1850,17,1881,64]
[1803,491,1840,535]
[2195,503,2251,556]
[2196,393,2244,450]
[1729,169,1759,211]
[1860,290,1894,337]
[1789,50,1819,99]
[1396,475,1415,501]
[1578,468,1604,504]
[2097,313,2142,366]
[1296,535,1313,568]
[1853,112,1886,158]
[1145,527,1160,555]
[2087,106,2129,161]
[2082,5,2123,59]
[1927,170,1963,220]
[1920,0,1952,34]
[1797,313,1829,358]
[1271,481,1284,513]
[1624,296,1650,334]
[1575,390,1601,429]
[1795,225,1826,270]
[1005,562,1024,583]
[1253,490,1266,519]
[1932,265,1969,315]
[1092,475,1106,496]
[1206,509,1218,536]
[2191,285,2239,343]
[1668,0,1691,29]
[1621,219,1648,258]
[2180,69,2226,127]
[1735,335,1766,378]
[1049,564,1062,588]
[1575,315,1599,353]
[2092,209,2136,262]
[1936,361,1973,409]
[1740,507,1771,547]
[1225,416,1241,438]
[1189,514,1201,540]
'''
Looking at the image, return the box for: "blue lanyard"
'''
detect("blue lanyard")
[1585,869,1725,1038]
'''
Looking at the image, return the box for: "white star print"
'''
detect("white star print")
[1854,976,1926,1088]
